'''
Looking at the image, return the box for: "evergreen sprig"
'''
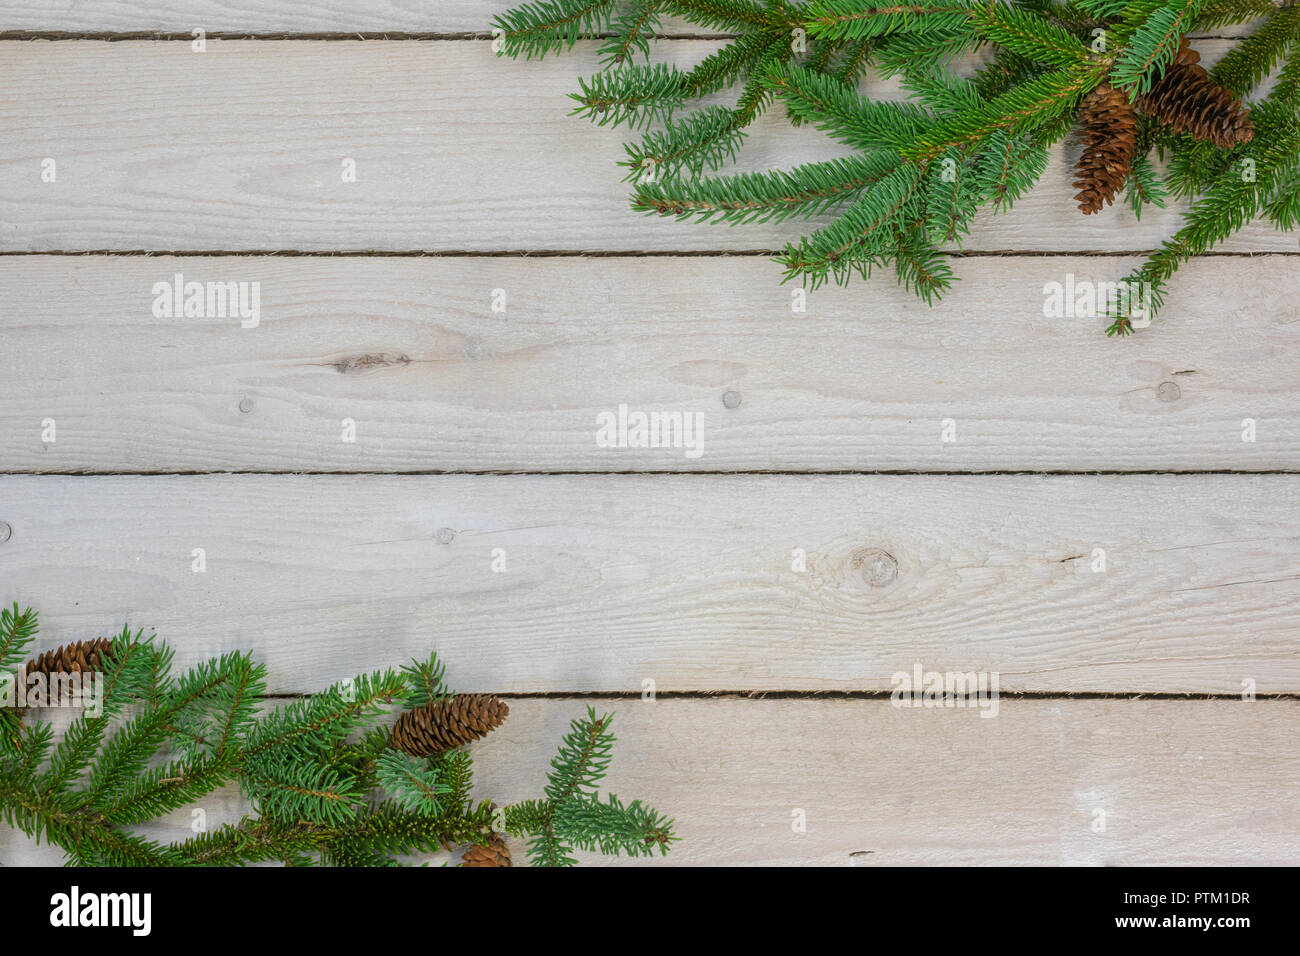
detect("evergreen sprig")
[0,608,676,867]
[504,708,676,865]
[496,0,1300,331]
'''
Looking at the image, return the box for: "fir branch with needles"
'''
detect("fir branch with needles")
[496,0,1300,331]
[0,606,676,867]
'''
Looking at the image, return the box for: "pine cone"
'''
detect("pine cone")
[1073,83,1138,215]
[21,639,116,703]
[461,832,512,867]
[389,693,509,757]
[1136,39,1253,148]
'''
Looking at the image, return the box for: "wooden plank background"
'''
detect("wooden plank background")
[1,474,1298,694]
[0,7,1297,866]
[2,40,1295,252]
[0,2,1268,34]
[2,255,1298,473]
[7,699,1297,866]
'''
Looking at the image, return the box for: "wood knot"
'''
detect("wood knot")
[333,352,411,374]
[851,547,898,588]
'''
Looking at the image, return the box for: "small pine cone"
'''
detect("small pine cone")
[1073,83,1138,215]
[1136,38,1253,148]
[461,833,512,868]
[389,693,509,757]
[19,638,116,706]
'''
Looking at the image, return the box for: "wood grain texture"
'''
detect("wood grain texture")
[1,40,1293,253]
[2,254,1298,473]
[0,2,1266,34]
[3,698,1296,866]
[0,2,698,33]
[1,474,1297,694]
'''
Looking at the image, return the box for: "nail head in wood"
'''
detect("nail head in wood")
[0,521,11,544]
[1157,381,1181,402]
[238,396,255,414]
[435,527,456,545]
[852,547,898,588]
[722,389,742,409]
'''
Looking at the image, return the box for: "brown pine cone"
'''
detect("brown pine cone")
[1136,39,1253,148]
[389,693,509,757]
[1073,83,1138,215]
[21,639,115,704]
[461,832,512,867]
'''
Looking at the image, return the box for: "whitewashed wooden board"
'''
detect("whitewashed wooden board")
[3,699,1297,866]
[1,474,1297,694]
[1,254,1297,472]
[0,1,1265,35]
[1,40,1294,253]
[0,2,697,33]
[1,9,1297,868]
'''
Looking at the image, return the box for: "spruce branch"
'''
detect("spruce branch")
[765,62,935,150]
[873,28,983,76]
[892,226,957,302]
[599,0,664,65]
[496,0,1299,328]
[1193,0,1281,28]
[493,0,619,60]
[804,1,981,42]
[433,749,476,810]
[0,604,38,674]
[376,750,450,814]
[905,64,1104,163]
[2,613,675,867]
[835,36,879,80]
[977,128,1052,210]
[681,28,776,97]
[774,162,925,287]
[1111,0,1208,96]
[1125,150,1172,217]
[570,62,691,128]
[1208,3,1300,96]
[633,151,903,223]
[400,651,451,710]
[969,1,1091,69]
[622,105,749,181]
[1108,98,1300,333]
[554,793,677,857]
[662,0,783,30]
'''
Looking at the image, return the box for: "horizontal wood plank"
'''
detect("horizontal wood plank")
[2,698,1296,865]
[0,3,703,34]
[2,255,1298,472]
[0,40,1292,253]
[1,474,1297,694]
[0,2,1265,35]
